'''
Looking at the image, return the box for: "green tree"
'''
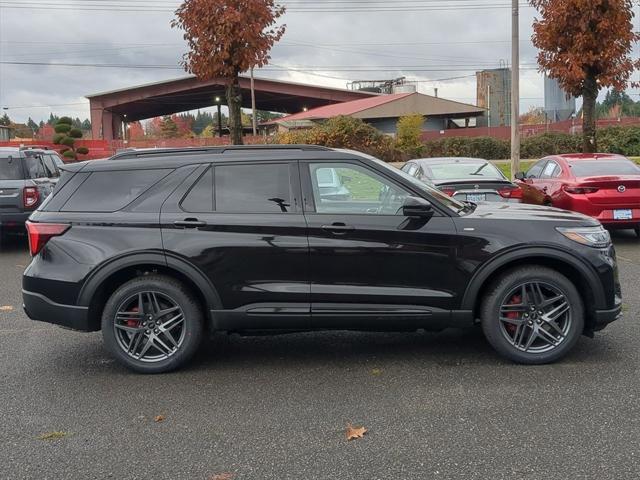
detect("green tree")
[160,116,179,138]
[0,113,10,126]
[52,117,88,160]
[27,117,39,134]
[396,114,425,155]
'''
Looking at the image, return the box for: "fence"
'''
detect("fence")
[421,117,640,142]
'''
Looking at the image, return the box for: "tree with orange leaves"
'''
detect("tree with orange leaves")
[530,0,640,152]
[172,0,286,145]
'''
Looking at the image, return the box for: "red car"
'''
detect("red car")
[515,153,640,237]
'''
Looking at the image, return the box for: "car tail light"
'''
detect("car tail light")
[440,187,456,196]
[563,185,599,194]
[25,221,70,256]
[498,186,523,199]
[23,186,39,208]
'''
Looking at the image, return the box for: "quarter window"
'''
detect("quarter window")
[62,169,170,212]
[215,163,293,213]
[308,162,410,215]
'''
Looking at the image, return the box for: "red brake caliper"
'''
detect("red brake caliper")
[126,306,140,327]
[505,294,522,335]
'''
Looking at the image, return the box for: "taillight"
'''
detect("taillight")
[23,186,39,208]
[563,185,599,194]
[498,186,523,199]
[440,187,456,197]
[25,221,70,256]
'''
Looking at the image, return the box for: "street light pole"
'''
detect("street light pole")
[215,96,222,138]
[511,0,520,179]
[250,67,258,137]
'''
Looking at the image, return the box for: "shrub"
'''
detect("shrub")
[61,136,75,147]
[75,147,89,155]
[58,116,73,125]
[275,116,404,162]
[69,128,83,138]
[54,123,71,134]
[520,132,581,158]
[422,136,509,160]
[597,126,640,156]
[52,133,65,145]
[62,150,76,159]
[396,114,424,156]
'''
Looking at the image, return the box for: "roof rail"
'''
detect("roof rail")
[109,144,332,160]
[19,145,51,151]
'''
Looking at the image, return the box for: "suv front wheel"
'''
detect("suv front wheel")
[481,266,584,364]
[101,275,204,373]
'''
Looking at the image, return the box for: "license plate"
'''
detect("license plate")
[613,209,633,220]
[466,193,486,202]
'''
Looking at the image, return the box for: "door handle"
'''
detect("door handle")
[321,223,355,234]
[174,218,207,228]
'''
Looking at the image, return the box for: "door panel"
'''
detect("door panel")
[160,162,310,330]
[302,160,458,329]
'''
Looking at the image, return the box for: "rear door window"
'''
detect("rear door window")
[541,161,561,179]
[214,163,293,213]
[24,156,47,179]
[61,169,170,212]
[0,156,23,180]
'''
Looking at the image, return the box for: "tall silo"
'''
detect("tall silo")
[544,76,576,122]
[476,68,512,127]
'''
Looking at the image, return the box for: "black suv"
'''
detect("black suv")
[0,147,65,240]
[22,146,622,373]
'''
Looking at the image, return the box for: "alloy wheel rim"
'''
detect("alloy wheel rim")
[113,291,186,363]
[498,281,572,354]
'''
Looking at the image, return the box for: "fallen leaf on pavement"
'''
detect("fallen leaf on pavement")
[38,431,69,440]
[0,306,14,312]
[346,423,367,441]
[208,473,234,480]
[154,415,166,423]
[370,368,383,376]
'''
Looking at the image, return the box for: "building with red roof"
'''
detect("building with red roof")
[266,91,486,135]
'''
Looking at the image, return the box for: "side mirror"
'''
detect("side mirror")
[402,196,434,218]
[514,171,526,180]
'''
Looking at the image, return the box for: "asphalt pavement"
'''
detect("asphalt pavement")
[1,231,639,480]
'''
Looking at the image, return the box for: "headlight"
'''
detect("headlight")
[556,226,611,248]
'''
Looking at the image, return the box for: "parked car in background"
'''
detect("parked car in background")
[23,145,621,373]
[515,154,640,237]
[0,147,64,240]
[401,157,523,203]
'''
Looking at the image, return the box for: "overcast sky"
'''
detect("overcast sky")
[0,0,638,124]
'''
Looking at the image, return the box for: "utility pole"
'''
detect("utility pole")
[510,0,520,178]
[250,67,258,137]
[215,96,223,138]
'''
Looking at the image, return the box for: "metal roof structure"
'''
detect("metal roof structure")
[87,75,376,141]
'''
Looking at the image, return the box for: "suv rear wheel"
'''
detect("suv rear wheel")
[101,275,204,373]
[481,266,584,364]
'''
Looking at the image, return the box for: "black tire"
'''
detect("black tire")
[634,226,640,239]
[101,275,204,374]
[481,266,584,365]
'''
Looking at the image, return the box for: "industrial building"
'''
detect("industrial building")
[476,67,512,127]
[544,76,576,122]
[267,90,485,135]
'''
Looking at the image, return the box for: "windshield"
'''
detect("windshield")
[569,160,640,177]
[426,161,505,180]
[342,150,467,214]
[0,156,23,180]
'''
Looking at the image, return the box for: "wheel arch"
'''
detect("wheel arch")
[462,247,604,330]
[78,252,221,331]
